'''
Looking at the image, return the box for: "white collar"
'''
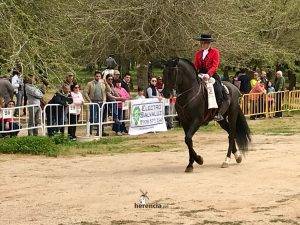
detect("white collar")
[202,48,209,60]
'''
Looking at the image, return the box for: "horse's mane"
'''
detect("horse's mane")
[165,57,197,75]
[178,58,198,75]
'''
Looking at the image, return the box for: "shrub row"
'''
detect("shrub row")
[0,136,62,156]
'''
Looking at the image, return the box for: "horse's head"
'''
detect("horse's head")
[162,58,180,98]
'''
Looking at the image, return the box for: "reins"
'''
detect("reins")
[171,66,205,109]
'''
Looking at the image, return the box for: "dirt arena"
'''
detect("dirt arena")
[0,132,300,225]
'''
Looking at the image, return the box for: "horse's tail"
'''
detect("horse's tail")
[236,107,251,153]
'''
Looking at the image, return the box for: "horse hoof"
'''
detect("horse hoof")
[235,155,242,163]
[221,162,229,168]
[185,166,193,173]
[195,155,204,165]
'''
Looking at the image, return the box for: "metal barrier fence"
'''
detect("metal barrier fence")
[240,90,300,117]
[288,90,300,112]
[1,91,299,138]
[43,102,101,137]
[0,104,43,136]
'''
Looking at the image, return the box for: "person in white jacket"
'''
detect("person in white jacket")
[68,84,84,140]
[11,70,24,115]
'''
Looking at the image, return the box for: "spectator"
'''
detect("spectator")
[249,82,266,120]
[106,56,118,69]
[25,75,44,136]
[287,70,296,91]
[46,84,73,136]
[121,72,131,94]
[0,100,21,137]
[0,97,4,137]
[136,86,145,99]
[237,69,251,94]
[84,71,108,136]
[274,71,285,118]
[250,72,259,88]
[102,56,118,80]
[0,74,14,104]
[68,84,84,140]
[260,71,268,88]
[146,77,162,99]
[267,81,275,116]
[267,81,275,93]
[64,72,76,89]
[233,71,241,90]
[156,76,164,93]
[114,79,130,135]
[11,70,24,116]
[105,74,124,134]
[113,70,121,85]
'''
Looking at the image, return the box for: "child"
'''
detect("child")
[136,86,145,99]
[267,81,275,117]
[267,81,275,93]
[0,100,20,137]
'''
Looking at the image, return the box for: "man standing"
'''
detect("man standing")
[193,34,228,121]
[84,71,108,136]
[121,72,131,94]
[274,71,285,118]
[24,75,44,136]
[237,69,251,94]
[64,72,76,89]
[0,74,14,104]
[260,71,268,88]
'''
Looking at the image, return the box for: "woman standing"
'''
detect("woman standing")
[114,79,130,135]
[68,84,84,140]
[146,77,161,99]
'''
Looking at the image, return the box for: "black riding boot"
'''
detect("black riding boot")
[213,79,229,121]
[214,99,230,121]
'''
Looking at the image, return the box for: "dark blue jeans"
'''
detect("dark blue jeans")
[112,107,123,133]
[89,102,107,134]
[46,107,65,136]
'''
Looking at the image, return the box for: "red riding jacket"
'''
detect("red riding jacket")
[193,47,220,77]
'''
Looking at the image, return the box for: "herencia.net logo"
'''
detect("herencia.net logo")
[134,190,168,209]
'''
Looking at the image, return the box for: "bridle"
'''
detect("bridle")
[170,65,200,99]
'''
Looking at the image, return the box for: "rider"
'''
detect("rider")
[193,34,229,121]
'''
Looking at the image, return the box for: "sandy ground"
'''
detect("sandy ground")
[0,133,300,225]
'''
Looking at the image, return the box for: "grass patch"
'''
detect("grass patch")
[0,136,59,156]
[61,135,177,156]
[247,114,300,135]
[0,114,299,157]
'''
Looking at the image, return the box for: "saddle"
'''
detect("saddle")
[198,76,230,124]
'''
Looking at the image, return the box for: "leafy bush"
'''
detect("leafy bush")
[0,136,59,156]
[51,133,72,145]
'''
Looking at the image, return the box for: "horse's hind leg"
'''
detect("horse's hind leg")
[218,119,240,168]
[183,121,203,173]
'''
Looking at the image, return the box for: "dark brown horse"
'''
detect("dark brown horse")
[162,58,251,172]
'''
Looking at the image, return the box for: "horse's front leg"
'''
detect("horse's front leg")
[183,120,203,173]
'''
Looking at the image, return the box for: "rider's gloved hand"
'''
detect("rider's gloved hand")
[202,74,210,81]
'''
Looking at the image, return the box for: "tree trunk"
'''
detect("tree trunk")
[136,59,149,90]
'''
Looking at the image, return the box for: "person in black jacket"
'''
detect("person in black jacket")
[46,84,73,136]
[237,69,251,94]
[121,73,131,94]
